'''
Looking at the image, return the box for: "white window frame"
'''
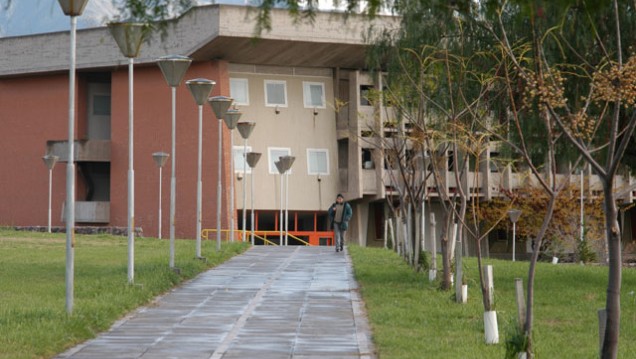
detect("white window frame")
[233,145,253,174]
[307,148,329,175]
[264,80,288,107]
[302,81,326,109]
[230,78,250,106]
[268,147,292,174]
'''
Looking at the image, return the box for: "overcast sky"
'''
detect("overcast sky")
[0,0,227,38]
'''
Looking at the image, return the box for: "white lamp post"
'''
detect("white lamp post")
[157,55,192,268]
[57,0,90,315]
[245,152,262,245]
[279,156,295,246]
[42,154,59,233]
[580,168,585,242]
[152,152,170,239]
[274,160,286,245]
[508,209,522,262]
[186,78,215,258]
[109,21,145,285]
[208,96,233,251]
[222,109,242,242]
[236,122,256,242]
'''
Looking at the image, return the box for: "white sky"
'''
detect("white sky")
[0,0,227,38]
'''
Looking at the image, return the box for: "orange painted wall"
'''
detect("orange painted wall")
[0,60,232,239]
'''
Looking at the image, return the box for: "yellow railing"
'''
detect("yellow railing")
[200,229,312,246]
[286,232,312,246]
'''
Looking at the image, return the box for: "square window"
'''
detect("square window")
[268,147,292,174]
[265,80,287,107]
[303,82,325,108]
[307,149,329,175]
[230,78,249,106]
[233,145,252,173]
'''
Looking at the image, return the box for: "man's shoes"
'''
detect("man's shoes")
[340,246,343,251]
[336,247,340,252]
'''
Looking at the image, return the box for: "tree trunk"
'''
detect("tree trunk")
[430,212,437,281]
[455,196,467,302]
[525,196,556,356]
[601,185,622,359]
[441,212,453,291]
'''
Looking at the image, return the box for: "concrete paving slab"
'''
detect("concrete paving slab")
[56,246,375,359]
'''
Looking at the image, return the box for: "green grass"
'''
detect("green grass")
[348,245,636,359]
[0,228,249,359]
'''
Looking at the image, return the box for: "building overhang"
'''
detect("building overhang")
[0,5,398,78]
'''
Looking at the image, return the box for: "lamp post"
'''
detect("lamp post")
[279,156,295,246]
[580,168,585,242]
[109,21,145,285]
[274,160,286,244]
[208,96,233,251]
[186,78,215,258]
[245,152,262,245]
[152,152,170,239]
[42,154,59,233]
[157,55,192,269]
[222,109,242,242]
[57,0,90,315]
[508,209,522,262]
[236,122,256,242]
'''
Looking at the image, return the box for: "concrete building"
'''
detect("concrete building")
[0,4,397,242]
[2,4,634,259]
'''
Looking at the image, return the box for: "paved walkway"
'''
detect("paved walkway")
[56,246,375,359]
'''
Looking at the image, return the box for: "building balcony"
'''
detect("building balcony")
[362,169,377,194]
[62,201,110,223]
[46,140,111,162]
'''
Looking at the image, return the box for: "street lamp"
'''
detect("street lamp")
[42,154,59,233]
[152,152,170,239]
[508,209,522,262]
[223,109,242,242]
[236,122,256,242]
[186,78,215,258]
[57,0,90,315]
[280,156,295,246]
[275,156,295,246]
[109,21,145,285]
[245,152,262,245]
[157,55,192,269]
[275,160,286,244]
[208,96,233,251]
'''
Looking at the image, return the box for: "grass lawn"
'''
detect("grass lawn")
[0,228,249,359]
[348,245,636,358]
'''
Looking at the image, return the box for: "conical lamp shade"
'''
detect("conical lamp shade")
[157,55,192,87]
[246,152,262,168]
[279,155,296,172]
[208,96,233,119]
[152,152,170,168]
[223,109,242,130]
[108,22,146,58]
[42,154,59,170]
[237,122,256,139]
[57,0,89,16]
[274,160,286,175]
[186,78,216,106]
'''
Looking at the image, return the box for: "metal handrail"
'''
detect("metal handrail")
[200,229,312,246]
[285,232,312,246]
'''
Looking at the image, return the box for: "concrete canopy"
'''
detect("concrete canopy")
[0,4,398,78]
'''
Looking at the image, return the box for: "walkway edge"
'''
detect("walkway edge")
[345,248,377,359]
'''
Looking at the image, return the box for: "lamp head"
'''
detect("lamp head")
[156,55,192,87]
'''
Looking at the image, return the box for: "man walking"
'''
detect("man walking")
[328,194,352,252]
